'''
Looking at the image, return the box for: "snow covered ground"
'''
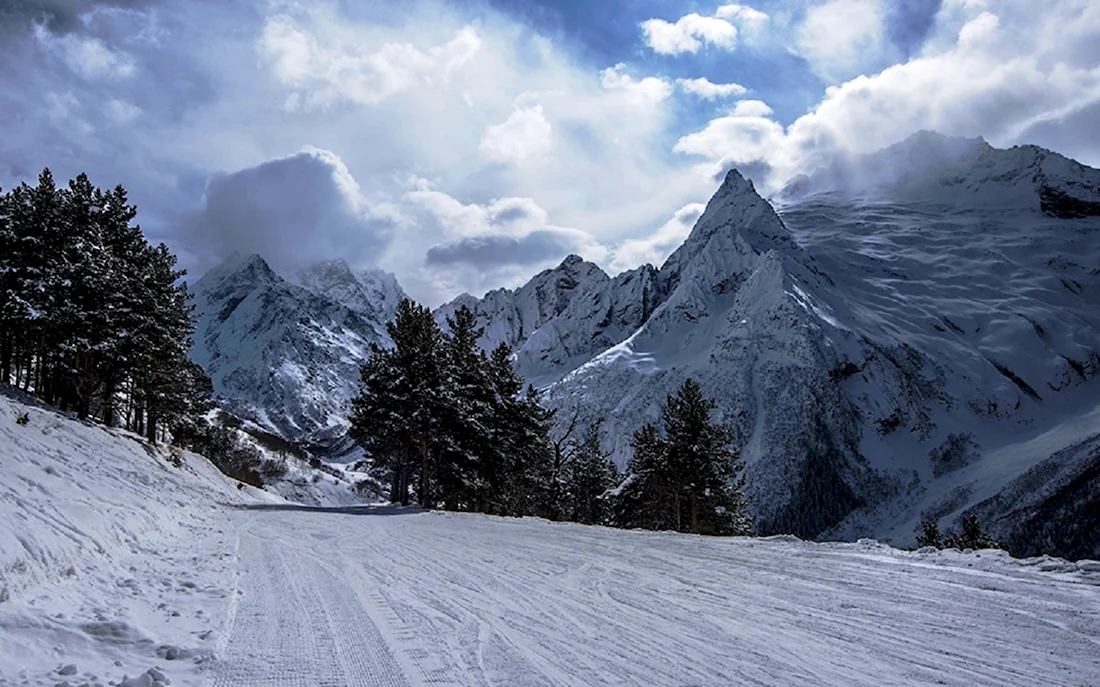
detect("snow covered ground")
[0,389,275,687]
[4,391,1100,686]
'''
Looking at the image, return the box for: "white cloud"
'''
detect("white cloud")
[715,4,769,25]
[641,12,738,55]
[673,2,1100,193]
[611,202,706,272]
[258,9,481,109]
[479,105,553,164]
[600,64,674,104]
[678,77,747,99]
[730,99,773,117]
[795,0,891,83]
[104,98,141,125]
[35,25,137,80]
[187,147,401,272]
[406,184,608,297]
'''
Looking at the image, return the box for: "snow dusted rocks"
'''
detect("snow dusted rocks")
[435,254,663,386]
[190,254,394,455]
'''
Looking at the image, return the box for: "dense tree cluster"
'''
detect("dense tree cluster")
[350,301,563,514]
[0,169,206,441]
[351,301,751,536]
[916,514,999,550]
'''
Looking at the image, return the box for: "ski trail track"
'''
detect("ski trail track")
[211,508,1100,687]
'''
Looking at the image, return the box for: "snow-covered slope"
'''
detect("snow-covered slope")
[779,130,1100,218]
[215,505,1100,686]
[6,386,1099,685]
[190,254,392,456]
[0,387,271,686]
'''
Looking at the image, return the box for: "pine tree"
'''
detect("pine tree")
[916,519,944,548]
[439,306,494,511]
[612,378,751,536]
[350,343,413,504]
[0,169,203,441]
[613,423,672,530]
[564,422,620,525]
[350,298,446,507]
[946,514,998,550]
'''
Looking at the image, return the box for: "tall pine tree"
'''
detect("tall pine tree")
[614,378,751,536]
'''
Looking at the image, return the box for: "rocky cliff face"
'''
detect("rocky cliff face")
[434,256,662,386]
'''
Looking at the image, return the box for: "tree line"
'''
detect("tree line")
[0,169,207,441]
[350,299,753,536]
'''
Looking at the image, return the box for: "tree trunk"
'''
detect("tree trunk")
[102,375,116,427]
[418,433,430,508]
[691,493,699,534]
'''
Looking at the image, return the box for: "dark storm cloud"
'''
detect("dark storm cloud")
[425,229,587,268]
[184,148,397,275]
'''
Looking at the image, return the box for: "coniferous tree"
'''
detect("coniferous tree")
[916,519,944,548]
[564,422,620,525]
[613,378,751,535]
[945,514,998,550]
[0,169,203,439]
[350,298,447,507]
[440,306,494,510]
[613,423,672,530]
[350,342,413,504]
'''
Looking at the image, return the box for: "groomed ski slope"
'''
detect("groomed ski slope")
[2,391,1099,686]
[216,505,1100,687]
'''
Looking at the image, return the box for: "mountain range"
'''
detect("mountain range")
[189,132,1100,556]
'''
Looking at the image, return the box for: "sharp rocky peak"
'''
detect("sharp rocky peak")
[198,252,281,290]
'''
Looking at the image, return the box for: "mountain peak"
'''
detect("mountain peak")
[716,168,758,199]
[200,252,279,288]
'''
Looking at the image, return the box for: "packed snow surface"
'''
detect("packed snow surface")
[3,392,1100,685]
[215,507,1100,686]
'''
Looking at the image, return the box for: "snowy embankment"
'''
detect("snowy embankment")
[3,390,1100,686]
[0,389,274,687]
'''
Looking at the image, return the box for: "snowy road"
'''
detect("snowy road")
[212,506,1100,687]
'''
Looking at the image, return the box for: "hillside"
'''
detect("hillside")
[0,388,272,686]
[2,391,1099,685]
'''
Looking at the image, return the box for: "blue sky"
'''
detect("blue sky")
[0,0,1097,304]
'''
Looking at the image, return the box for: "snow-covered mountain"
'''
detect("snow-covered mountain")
[190,254,396,455]
[440,132,1100,550]
[295,259,407,329]
[189,132,1100,555]
[435,256,661,386]
[779,130,1100,218]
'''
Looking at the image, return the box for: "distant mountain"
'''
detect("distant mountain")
[189,132,1100,558]
[190,255,395,456]
[778,130,1100,218]
[435,256,661,387]
[295,260,407,329]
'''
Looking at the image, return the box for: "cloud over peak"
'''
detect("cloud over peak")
[185,147,398,275]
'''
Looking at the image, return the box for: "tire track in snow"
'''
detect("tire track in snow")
[211,528,413,686]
